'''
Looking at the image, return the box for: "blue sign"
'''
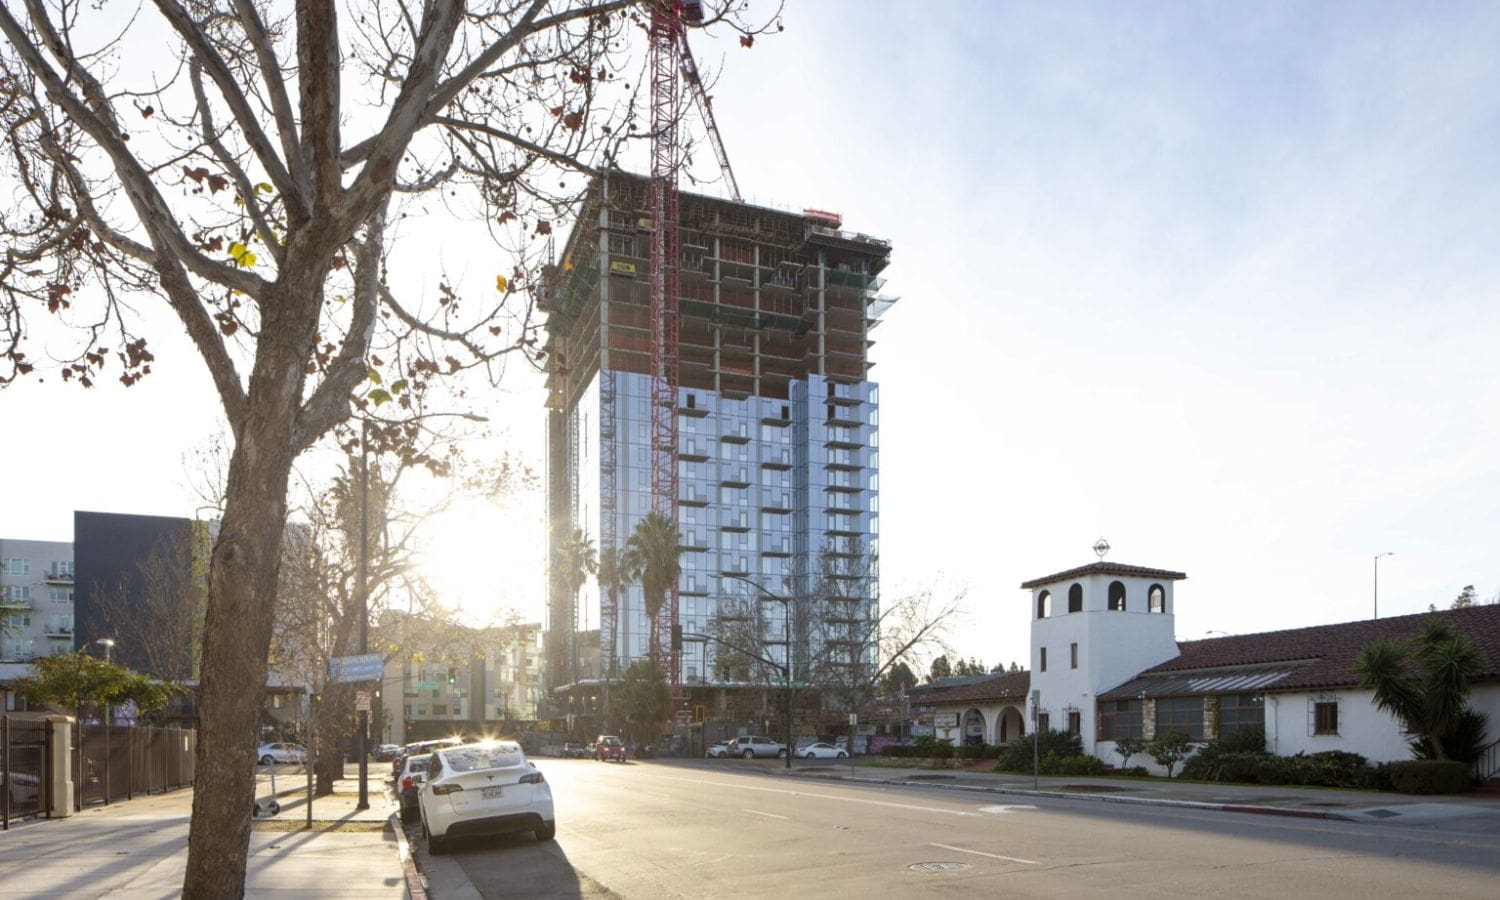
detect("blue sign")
[330,653,384,683]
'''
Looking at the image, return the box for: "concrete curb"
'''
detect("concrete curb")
[389,812,428,900]
[808,771,1356,822]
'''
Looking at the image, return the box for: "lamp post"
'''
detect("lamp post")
[95,638,116,725]
[356,420,371,810]
[1373,552,1394,619]
[720,574,795,770]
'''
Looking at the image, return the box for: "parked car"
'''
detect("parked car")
[729,736,787,759]
[374,744,402,763]
[561,742,589,759]
[2,770,40,808]
[418,740,555,854]
[392,737,463,780]
[594,735,627,762]
[706,740,732,758]
[257,742,307,765]
[397,753,432,823]
[799,742,849,760]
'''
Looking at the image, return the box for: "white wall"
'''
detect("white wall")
[929,701,1027,747]
[1269,684,1500,763]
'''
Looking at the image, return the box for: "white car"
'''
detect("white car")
[800,742,849,760]
[706,740,732,758]
[418,740,555,854]
[257,742,307,765]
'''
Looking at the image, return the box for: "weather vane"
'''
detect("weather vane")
[1093,537,1110,560]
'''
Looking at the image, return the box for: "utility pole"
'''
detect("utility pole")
[356,420,370,811]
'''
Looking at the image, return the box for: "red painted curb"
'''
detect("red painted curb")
[389,813,428,900]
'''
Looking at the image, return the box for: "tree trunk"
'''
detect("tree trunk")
[183,268,327,898]
[183,441,295,897]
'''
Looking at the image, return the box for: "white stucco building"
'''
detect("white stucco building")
[924,556,1500,780]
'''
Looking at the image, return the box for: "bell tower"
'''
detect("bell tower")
[1021,540,1186,747]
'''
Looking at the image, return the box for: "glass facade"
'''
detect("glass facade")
[570,370,880,685]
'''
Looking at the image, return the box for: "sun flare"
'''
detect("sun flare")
[417,498,545,627]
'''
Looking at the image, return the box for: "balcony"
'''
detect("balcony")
[720,467,752,487]
[0,597,31,610]
[44,570,74,584]
[44,625,74,639]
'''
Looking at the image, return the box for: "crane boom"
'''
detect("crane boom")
[678,33,743,202]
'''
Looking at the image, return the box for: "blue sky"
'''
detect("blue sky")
[4,2,1498,673]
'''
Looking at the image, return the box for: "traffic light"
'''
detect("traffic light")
[447,667,457,685]
[671,624,682,652]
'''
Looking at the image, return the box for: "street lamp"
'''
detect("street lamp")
[719,574,795,770]
[95,638,116,728]
[1373,552,1394,619]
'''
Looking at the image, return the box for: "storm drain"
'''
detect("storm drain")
[909,862,970,873]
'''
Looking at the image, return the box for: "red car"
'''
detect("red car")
[594,735,628,762]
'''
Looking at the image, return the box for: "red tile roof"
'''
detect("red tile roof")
[924,671,1032,706]
[1020,562,1187,590]
[1141,604,1500,692]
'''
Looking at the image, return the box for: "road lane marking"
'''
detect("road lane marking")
[978,804,1038,815]
[742,809,789,820]
[657,775,979,817]
[930,843,1039,866]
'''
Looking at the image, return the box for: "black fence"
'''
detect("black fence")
[2,716,47,829]
[74,723,196,809]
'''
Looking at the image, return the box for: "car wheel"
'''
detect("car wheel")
[743,749,754,759]
[259,755,274,765]
[534,820,557,842]
[778,749,788,760]
[838,752,848,759]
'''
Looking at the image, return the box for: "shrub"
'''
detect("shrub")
[996,730,1084,773]
[955,743,997,761]
[1216,726,1267,754]
[912,735,953,759]
[1120,765,1150,777]
[1389,760,1472,795]
[1112,737,1146,769]
[1148,732,1196,778]
[1049,754,1107,776]
[1409,709,1491,766]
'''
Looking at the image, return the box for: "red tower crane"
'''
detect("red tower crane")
[647,0,740,699]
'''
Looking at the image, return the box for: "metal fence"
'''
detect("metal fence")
[2,716,47,829]
[75,723,196,809]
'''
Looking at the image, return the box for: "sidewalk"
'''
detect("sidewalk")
[0,763,410,898]
[780,760,1500,832]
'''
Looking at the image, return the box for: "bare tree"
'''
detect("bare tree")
[0,3,774,891]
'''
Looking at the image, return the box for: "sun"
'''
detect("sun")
[417,498,546,627]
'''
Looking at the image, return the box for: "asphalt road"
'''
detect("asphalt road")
[433,759,1500,899]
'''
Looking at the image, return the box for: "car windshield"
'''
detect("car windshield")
[599,736,622,746]
[441,744,523,772]
[407,755,430,773]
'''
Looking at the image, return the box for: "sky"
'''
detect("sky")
[3,2,1499,674]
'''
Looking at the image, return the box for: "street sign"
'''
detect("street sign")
[330,653,383,683]
[355,690,371,712]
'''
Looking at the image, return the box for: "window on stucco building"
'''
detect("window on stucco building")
[1067,711,1081,737]
[1217,694,1265,739]
[1067,583,1083,613]
[1312,699,1339,736]
[1154,696,1204,740]
[1098,699,1143,740]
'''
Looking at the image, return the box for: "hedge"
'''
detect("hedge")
[1388,760,1472,795]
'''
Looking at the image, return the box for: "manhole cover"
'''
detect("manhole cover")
[909,862,970,873]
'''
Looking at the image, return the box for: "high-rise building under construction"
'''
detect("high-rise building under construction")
[541,172,894,736]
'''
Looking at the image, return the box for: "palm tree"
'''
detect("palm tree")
[627,512,680,666]
[1356,617,1488,761]
[554,528,597,684]
[597,545,637,680]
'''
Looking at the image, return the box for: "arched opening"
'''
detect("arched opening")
[962,708,987,745]
[999,706,1026,744]
[1149,583,1166,613]
[1036,590,1051,619]
[1108,580,1127,611]
[1067,583,1083,613]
